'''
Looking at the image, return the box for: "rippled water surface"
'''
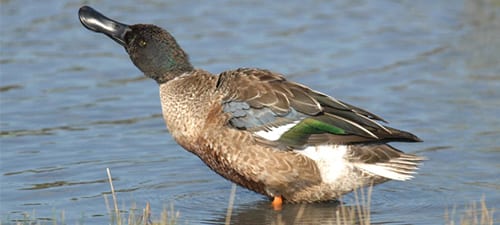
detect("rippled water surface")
[1,0,499,224]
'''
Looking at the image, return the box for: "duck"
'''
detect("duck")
[78,6,424,210]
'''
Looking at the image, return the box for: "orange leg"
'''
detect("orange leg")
[271,195,283,211]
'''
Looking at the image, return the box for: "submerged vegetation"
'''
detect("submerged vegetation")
[5,168,496,225]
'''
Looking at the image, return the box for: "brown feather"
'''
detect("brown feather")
[216,68,421,147]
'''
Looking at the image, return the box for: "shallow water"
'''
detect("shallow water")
[1,0,499,224]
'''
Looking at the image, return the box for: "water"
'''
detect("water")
[1,0,499,224]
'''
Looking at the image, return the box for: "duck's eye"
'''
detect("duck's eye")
[138,40,147,47]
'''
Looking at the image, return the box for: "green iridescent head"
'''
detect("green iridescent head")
[79,6,193,83]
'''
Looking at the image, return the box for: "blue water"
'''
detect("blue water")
[1,0,499,224]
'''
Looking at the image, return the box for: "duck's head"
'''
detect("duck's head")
[78,6,193,84]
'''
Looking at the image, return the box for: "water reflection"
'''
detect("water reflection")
[0,114,162,137]
[4,166,64,176]
[0,84,23,92]
[0,125,87,137]
[209,201,368,225]
[21,179,108,191]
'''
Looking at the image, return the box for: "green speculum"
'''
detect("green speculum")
[279,118,346,147]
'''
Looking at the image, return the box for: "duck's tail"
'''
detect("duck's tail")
[349,144,425,181]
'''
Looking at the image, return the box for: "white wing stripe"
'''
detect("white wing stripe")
[253,121,300,141]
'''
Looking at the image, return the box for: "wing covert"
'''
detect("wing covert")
[216,68,421,149]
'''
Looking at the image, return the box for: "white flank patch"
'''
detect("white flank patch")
[354,163,414,181]
[296,145,349,184]
[253,121,300,141]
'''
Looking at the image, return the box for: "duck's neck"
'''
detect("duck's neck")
[158,71,219,140]
[148,61,194,84]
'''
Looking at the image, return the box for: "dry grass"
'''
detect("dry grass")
[103,168,179,225]
[283,186,372,225]
[104,174,495,225]
[5,169,496,225]
[445,196,496,225]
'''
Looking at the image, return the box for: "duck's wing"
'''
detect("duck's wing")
[215,68,421,149]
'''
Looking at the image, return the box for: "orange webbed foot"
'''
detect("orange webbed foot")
[271,195,283,211]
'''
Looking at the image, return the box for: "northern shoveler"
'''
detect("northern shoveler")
[79,6,424,210]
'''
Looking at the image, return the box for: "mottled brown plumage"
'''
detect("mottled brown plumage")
[157,69,422,202]
[79,6,424,204]
[158,71,323,201]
